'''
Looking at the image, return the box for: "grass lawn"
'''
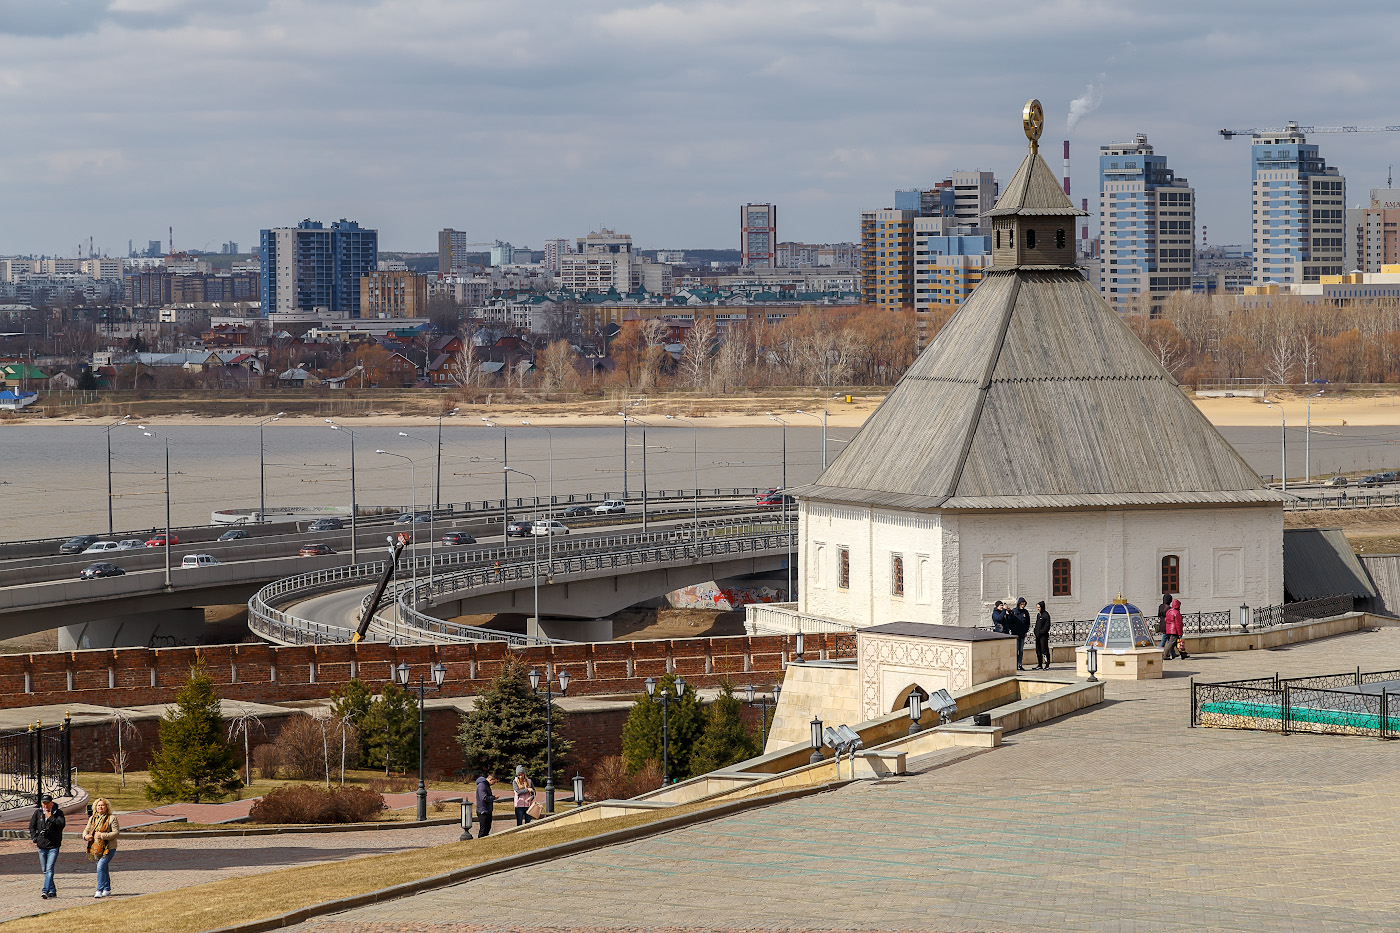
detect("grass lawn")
[3,793,743,933]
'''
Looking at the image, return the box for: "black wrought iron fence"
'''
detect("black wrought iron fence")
[0,719,73,812]
[1003,594,1355,645]
[1192,666,1400,738]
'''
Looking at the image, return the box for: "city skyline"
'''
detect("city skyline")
[2,1,1399,255]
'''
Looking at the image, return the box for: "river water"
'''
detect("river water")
[2,422,1397,541]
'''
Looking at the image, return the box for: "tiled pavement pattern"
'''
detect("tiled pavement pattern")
[0,822,465,922]
[294,628,1400,933]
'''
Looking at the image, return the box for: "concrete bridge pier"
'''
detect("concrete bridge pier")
[58,608,208,651]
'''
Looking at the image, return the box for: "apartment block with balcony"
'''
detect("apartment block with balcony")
[360,269,429,318]
[261,219,377,316]
[860,209,916,310]
[1251,127,1345,285]
[1099,134,1195,314]
[912,221,990,347]
[559,229,637,294]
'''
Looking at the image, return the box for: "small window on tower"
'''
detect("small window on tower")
[1026,229,1036,249]
[996,229,1002,249]
[1056,228,1066,249]
[1009,229,1015,248]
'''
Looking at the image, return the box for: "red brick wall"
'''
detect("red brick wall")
[0,634,847,712]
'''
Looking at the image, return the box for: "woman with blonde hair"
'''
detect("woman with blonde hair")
[81,797,120,898]
[511,765,537,825]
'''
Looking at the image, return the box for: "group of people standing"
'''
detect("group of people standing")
[470,765,544,838]
[991,597,1054,671]
[27,794,120,900]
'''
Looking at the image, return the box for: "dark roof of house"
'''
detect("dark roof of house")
[1283,528,1378,601]
[859,621,1013,642]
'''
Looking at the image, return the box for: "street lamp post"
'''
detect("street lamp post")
[744,683,781,748]
[436,407,459,508]
[257,413,286,524]
[105,415,131,534]
[528,667,570,813]
[1265,401,1286,494]
[1305,391,1324,483]
[137,426,173,588]
[665,414,700,540]
[644,675,686,785]
[767,413,792,599]
[395,660,446,821]
[620,411,651,532]
[326,421,359,563]
[794,397,841,469]
[520,422,556,567]
[483,418,508,538]
[398,432,440,586]
[377,450,417,599]
[504,467,539,633]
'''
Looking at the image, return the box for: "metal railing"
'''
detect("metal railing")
[250,515,794,647]
[385,520,796,645]
[1193,665,1400,738]
[0,720,72,812]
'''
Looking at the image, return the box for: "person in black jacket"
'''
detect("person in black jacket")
[1033,601,1052,670]
[29,794,64,899]
[474,772,498,838]
[1010,597,1032,671]
[991,601,1009,633]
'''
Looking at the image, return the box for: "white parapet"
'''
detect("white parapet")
[745,602,857,636]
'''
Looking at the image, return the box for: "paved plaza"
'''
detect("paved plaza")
[289,627,1400,933]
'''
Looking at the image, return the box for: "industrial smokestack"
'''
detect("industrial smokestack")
[1081,198,1089,250]
[1063,140,1071,196]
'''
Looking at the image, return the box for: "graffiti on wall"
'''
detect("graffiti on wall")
[668,580,790,611]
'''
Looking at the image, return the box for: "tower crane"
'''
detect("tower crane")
[1220,121,1400,140]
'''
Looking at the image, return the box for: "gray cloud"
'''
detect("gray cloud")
[0,0,1399,254]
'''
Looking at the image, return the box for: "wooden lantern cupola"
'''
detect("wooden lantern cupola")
[985,100,1087,270]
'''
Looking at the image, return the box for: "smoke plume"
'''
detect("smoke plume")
[1066,75,1105,132]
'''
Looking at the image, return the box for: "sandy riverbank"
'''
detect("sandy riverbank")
[12,390,1400,430]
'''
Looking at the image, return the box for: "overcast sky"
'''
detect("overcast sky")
[2,0,1398,256]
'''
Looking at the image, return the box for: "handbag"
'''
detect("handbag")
[526,799,544,819]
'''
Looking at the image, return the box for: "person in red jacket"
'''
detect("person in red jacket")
[1162,599,1184,660]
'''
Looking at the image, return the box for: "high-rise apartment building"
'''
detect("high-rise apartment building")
[438,229,471,274]
[360,270,428,319]
[913,220,991,346]
[543,237,570,273]
[1250,126,1345,285]
[1098,134,1195,313]
[895,172,998,229]
[261,219,378,316]
[1345,189,1400,273]
[740,204,777,268]
[559,229,637,294]
[860,208,916,309]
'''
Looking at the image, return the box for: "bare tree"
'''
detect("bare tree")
[449,340,479,388]
[228,704,266,789]
[679,317,715,388]
[540,339,579,391]
[1264,330,1297,388]
[107,708,140,789]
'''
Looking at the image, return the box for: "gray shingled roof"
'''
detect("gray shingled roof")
[1283,528,1377,601]
[983,148,1089,218]
[790,149,1280,513]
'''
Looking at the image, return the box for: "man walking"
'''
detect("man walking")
[475,771,498,838]
[29,793,64,899]
[1010,598,1032,671]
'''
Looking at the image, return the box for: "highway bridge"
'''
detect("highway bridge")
[0,489,774,648]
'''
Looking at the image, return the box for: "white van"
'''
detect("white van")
[180,554,221,569]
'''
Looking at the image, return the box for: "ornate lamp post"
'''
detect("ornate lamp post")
[744,684,781,747]
[396,660,446,821]
[907,691,924,735]
[528,666,570,813]
[644,675,686,785]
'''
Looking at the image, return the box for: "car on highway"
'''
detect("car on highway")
[1327,476,1349,487]
[1385,472,1399,483]
[394,513,414,524]
[82,541,122,554]
[562,504,595,518]
[412,513,433,524]
[307,518,344,532]
[1364,474,1387,485]
[506,519,534,537]
[441,531,477,546]
[116,539,146,550]
[756,490,793,507]
[78,562,125,580]
[145,533,180,547]
[59,535,100,555]
[298,543,336,557]
[593,500,626,515]
[218,529,251,541]
[180,554,222,568]
[531,520,570,536]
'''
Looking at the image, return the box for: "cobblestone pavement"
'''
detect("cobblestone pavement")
[292,628,1400,933]
[0,822,465,923]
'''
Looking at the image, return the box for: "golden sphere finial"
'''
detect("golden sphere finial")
[1023,99,1044,154]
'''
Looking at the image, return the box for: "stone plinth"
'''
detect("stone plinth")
[767,660,861,753]
[857,622,1016,720]
[1075,645,1163,680]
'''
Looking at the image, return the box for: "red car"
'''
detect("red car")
[299,543,336,557]
[145,533,180,547]
[756,490,791,508]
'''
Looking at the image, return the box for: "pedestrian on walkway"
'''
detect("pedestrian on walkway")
[475,771,498,838]
[29,793,64,899]
[1157,593,1173,650]
[1033,601,1052,670]
[991,601,1009,633]
[512,765,537,826]
[1010,597,1032,671]
[1162,598,1184,660]
[81,797,120,898]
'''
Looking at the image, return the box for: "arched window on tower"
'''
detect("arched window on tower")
[996,229,1002,249]
[1161,555,1181,594]
[1052,558,1072,597]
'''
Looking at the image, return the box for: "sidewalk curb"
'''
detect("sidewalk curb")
[202,783,835,933]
